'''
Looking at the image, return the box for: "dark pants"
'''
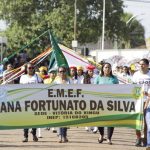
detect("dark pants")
[24,128,37,138]
[98,127,114,140]
[59,128,67,138]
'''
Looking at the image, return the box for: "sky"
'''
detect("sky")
[123,0,150,39]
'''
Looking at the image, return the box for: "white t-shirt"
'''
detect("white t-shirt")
[69,76,78,84]
[20,74,43,84]
[132,70,150,101]
[132,70,150,85]
[77,75,84,84]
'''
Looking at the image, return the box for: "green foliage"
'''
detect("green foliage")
[0,0,144,54]
[120,13,145,48]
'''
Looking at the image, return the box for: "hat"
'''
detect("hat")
[70,66,77,70]
[48,68,57,73]
[86,65,95,71]
[39,66,47,72]
[77,66,83,70]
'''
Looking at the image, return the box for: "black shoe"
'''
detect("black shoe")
[33,135,38,142]
[142,138,147,147]
[107,139,112,145]
[135,138,142,147]
[22,138,28,142]
[46,127,50,131]
[98,136,103,143]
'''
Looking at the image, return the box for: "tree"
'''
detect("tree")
[0,0,129,52]
[119,13,146,48]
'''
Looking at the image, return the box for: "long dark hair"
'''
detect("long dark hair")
[123,66,130,75]
[100,62,114,77]
[83,71,91,84]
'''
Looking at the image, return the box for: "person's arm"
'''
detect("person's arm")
[144,98,150,109]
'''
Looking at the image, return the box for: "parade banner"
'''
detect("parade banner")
[0,84,143,130]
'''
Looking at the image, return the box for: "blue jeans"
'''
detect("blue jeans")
[146,107,150,147]
[58,128,67,138]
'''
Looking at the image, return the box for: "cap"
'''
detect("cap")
[86,65,95,71]
[39,66,47,72]
[77,66,83,70]
[70,66,77,70]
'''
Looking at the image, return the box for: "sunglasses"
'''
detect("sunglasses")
[28,67,34,70]
[59,70,66,73]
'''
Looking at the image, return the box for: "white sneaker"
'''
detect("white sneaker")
[85,127,89,131]
[92,127,98,133]
[52,127,57,133]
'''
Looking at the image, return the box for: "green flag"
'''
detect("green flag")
[48,31,69,73]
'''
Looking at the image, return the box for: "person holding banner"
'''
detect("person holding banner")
[3,63,14,84]
[94,62,119,145]
[20,62,43,142]
[44,68,57,84]
[83,64,98,133]
[76,66,84,84]
[44,68,57,133]
[69,66,78,84]
[53,66,70,143]
[132,58,150,147]
[145,93,150,150]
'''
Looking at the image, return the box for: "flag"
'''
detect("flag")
[48,31,69,74]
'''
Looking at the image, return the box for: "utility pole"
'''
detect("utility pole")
[0,37,3,63]
[101,0,105,51]
[72,0,78,51]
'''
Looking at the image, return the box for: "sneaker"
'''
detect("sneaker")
[52,128,57,133]
[33,135,38,142]
[22,138,28,142]
[107,139,112,145]
[58,139,62,143]
[135,138,142,147]
[85,127,89,132]
[142,138,147,147]
[92,127,98,134]
[63,137,69,143]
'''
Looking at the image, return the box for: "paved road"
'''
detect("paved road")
[0,127,146,150]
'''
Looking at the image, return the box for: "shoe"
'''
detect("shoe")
[58,140,62,143]
[103,137,107,141]
[63,137,69,143]
[58,136,62,143]
[52,128,57,133]
[142,138,147,147]
[46,127,50,131]
[22,138,28,142]
[135,138,142,147]
[92,127,98,134]
[33,135,38,142]
[146,147,150,150]
[107,139,112,145]
[98,136,103,143]
[85,127,89,132]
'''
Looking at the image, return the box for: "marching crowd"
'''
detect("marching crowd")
[2,58,150,149]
